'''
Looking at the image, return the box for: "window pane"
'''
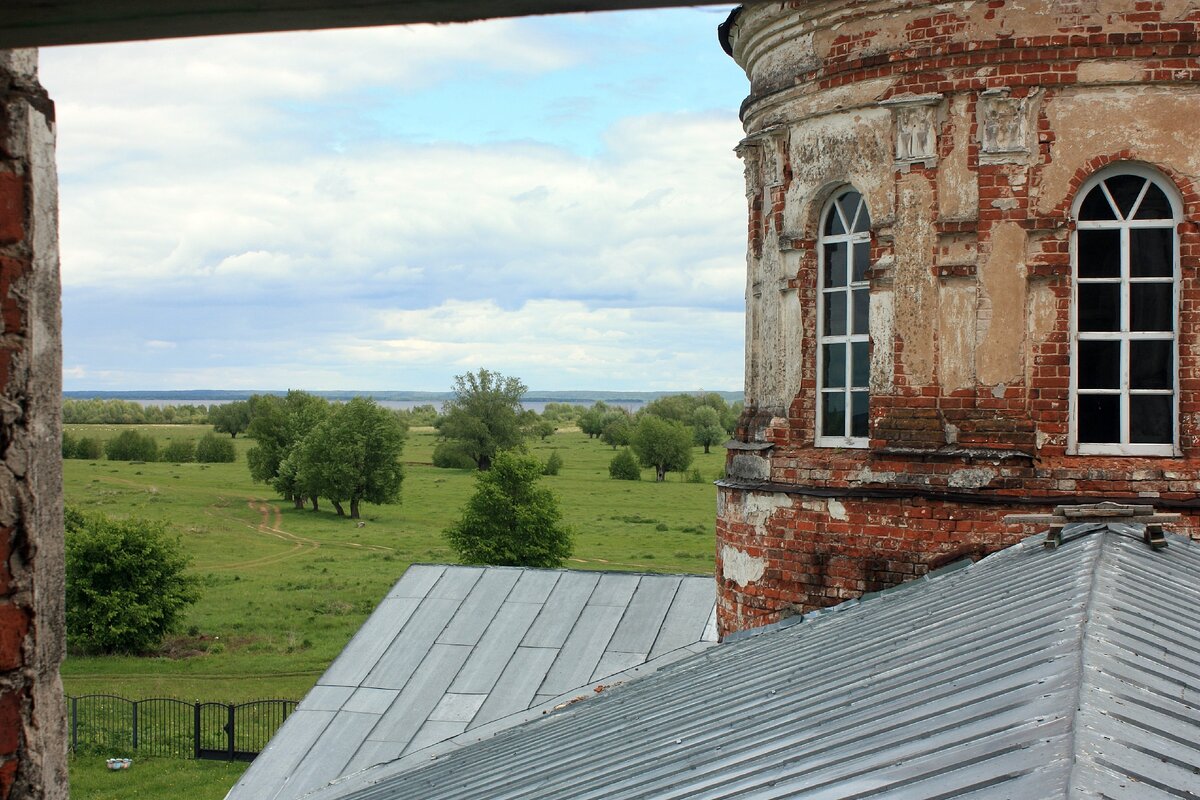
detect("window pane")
[852,289,869,335]
[824,242,847,288]
[1134,182,1173,220]
[1079,184,1117,220]
[822,343,846,388]
[824,204,846,235]
[851,341,869,387]
[1078,340,1120,389]
[852,242,870,282]
[1130,395,1172,443]
[1078,394,1120,443]
[851,392,869,438]
[1078,284,1121,331]
[1105,175,1146,218]
[1130,340,1172,389]
[822,392,846,438]
[838,192,862,230]
[1130,283,1172,331]
[824,292,847,336]
[1078,229,1120,278]
[1130,228,1173,278]
[852,198,871,233]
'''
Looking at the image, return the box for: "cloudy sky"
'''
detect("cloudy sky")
[40,8,749,393]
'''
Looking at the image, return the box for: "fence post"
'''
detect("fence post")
[193,702,201,760]
[226,703,236,761]
[132,701,138,751]
[70,696,77,753]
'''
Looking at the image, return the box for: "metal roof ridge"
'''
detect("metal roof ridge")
[1062,527,1124,797]
[400,562,716,579]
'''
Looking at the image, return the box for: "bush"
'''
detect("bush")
[61,432,76,459]
[75,437,104,460]
[542,451,563,476]
[432,441,476,470]
[105,430,158,462]
[687,468,705,484]
[64,508,200,654]
[195,433,235,463]
[161,439,196,463]
[445,451,572,568]
[608,449,641,481]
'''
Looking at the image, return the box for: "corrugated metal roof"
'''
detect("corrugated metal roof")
[227,565,717,800]
[305,523,1200,800]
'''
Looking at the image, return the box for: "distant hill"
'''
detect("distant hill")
[63,389,744,405]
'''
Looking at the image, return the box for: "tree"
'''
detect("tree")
[445,451,572,567]
[542,451,563,476]
[64,508,200,654]
[210,400,252,438]
[631,416,694,482]
[599,410,633,450]
[105,430,158,461]
[295,397,406,519]
[533,418,557,441]
[161,439,196,463]
[436,369,527,470]
[608,449,641,481]
[577,401,609,439]
[246,391,330,508]
[692,406,727,454]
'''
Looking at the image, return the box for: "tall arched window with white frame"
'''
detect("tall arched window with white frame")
[817,188,871,447]
[1071,167,1180,455]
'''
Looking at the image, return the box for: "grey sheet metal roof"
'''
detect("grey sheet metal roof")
[227,565,717,800]
[307,523,1200,800]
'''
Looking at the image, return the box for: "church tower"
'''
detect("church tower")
[717,1,1200,635]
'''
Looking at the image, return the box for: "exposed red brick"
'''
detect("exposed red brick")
[0,604,27,672]
[0,174,22,245]
[0,691,20,756]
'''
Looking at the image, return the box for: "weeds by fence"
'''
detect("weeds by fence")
[67,694,298,761]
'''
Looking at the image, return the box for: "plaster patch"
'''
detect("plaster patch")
[938,94,977,219]
[977,222,1026,385]
[938,281,976,390]
[892,174,937,385]
[827,499,848,521]
[720,545,767,588]
[948,468,996,489]
[869,289,895,393]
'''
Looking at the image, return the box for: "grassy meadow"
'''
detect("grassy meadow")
[64,421,723,796]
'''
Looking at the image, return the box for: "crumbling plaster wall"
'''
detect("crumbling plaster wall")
[718,0,1200,634]
[0,49,65,800]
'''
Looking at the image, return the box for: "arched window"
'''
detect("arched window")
[1071,167,1180,455]
[817,189,871,447]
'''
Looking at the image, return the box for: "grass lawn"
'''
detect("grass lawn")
[68,754,248,800]
[63,423,723,798]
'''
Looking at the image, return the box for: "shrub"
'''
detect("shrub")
[687,468,705,484]
[75,437,104,460]
[61,432,76,459]
[445,451,572,568]
[542,451,563,476]
[105,430,158,462]
[161,439,196,463]
[432,441,476,470]
[64,508,200,654]
[195,432,235,463]
[608,449,641,481]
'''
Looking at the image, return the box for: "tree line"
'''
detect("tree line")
[62,430,236,463]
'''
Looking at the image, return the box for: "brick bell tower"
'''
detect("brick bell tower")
[715,1,1200,635]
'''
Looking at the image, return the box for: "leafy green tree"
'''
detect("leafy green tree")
[577,401,609,439]
[161,439,196,463]
[542,450,563,476]
[631,416,694,482]
[210,400,252,438]
[600,410,633,450]
[61,431,77,459]
[64,508,200,654]
[295,397,406,519]
[432,441,477,470]
[195,433,235,463]
[105,430,158,461]
[246,391,330,508]
[436,369,528,470]
[397,403,440,427]
[445,451,572,567]
[723,400,743,434]
[75,437,103,460]
[692,406,726,454]
[608,449,641,481]
[533,418,557,441]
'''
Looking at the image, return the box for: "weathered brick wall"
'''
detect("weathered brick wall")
[0,49,66,800]
[718,1,1200,635]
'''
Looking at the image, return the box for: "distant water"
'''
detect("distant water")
[124,398,645,414]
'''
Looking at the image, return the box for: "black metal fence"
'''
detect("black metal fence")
[67,694,298,761]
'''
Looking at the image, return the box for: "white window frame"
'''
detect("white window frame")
[1069,164,1181,456]
[816,188,871,448]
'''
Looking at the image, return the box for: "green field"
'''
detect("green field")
[64,423,723,797]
